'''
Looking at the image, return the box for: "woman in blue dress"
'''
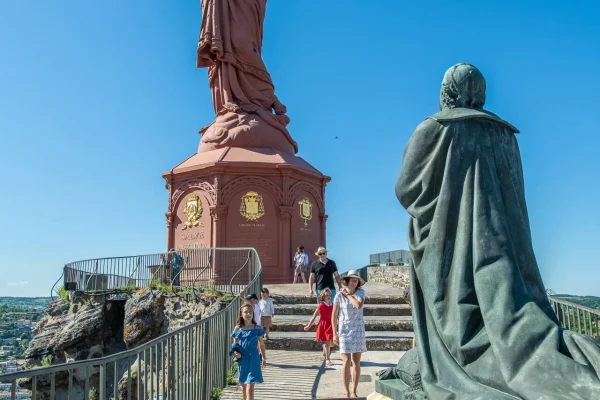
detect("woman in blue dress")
[231,303,267,400]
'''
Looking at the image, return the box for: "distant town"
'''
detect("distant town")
[0,297,51,399]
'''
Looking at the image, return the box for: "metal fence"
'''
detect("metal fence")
[2,247,262,400]
[60,248,256,295]
[548,296,600,340]
[369,250,411,266]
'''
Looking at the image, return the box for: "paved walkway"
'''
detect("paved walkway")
[220,283,407,399]
[220,349,404,399]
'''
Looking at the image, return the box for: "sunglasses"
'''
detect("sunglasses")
[318,253,326,256]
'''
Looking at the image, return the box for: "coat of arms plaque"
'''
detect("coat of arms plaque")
[298,197,313,227]
[182,193,203,229]
[240,191,265,221]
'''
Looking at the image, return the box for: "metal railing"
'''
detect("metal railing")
[369,250,411,266]
[339,266,369,283]
[2,247,262,400]
[60,248,258,294]
[548,296,600,340]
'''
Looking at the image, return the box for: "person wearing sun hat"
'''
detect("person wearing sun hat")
[332,269,367,398]
[308,246,343,301]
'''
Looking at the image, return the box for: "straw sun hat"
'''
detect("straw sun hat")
[315,246,328,256]
[342,270,365,287]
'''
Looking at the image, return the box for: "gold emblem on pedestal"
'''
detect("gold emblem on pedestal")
[240,191,265,221]
[182,193,203,229]
[298,197,313,227]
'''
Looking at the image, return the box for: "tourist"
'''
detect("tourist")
[292,246,309,284]
[308,247,342,300]
[332,270,367,398]
[169,249,182,286]
[244,294,261,327]
[231,304,267,400]
[259,288,275,340]
[303,288,335,366]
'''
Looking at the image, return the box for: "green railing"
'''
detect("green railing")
[548,296,600,340]
[1,247,262,400]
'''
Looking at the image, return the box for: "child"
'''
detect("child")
[259,288,275,340]
[303,288,334,366]
[231,304,267,400]
[244,294,261,327]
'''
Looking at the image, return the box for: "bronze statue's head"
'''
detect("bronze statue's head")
[439,63,486,110]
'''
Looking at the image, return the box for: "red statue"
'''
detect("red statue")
[197,0,298,154]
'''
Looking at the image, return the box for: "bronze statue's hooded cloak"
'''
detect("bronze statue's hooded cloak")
[392,63,600,399]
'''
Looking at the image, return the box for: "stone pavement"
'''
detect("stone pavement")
[219,349,404,399]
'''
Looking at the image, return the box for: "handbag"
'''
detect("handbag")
[229,343,244,363]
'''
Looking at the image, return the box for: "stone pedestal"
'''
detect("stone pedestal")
[162,147,330,284]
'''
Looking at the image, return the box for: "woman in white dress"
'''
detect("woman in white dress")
[332,270,367,398]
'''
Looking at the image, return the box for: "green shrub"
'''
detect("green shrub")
[220,293,234,303]
[226,362,238,385]
[149,279,173,294]
[210,387,223,400]
[41,355,54,367]
[118,284,138,292]
[55,286,69,301]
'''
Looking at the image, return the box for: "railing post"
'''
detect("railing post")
[201,322,210,399]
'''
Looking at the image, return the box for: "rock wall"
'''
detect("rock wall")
[21,289,228,399]
[367,266,410,301]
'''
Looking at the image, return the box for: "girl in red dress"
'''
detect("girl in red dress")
[304,288,335,366]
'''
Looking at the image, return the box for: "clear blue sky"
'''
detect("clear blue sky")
[1,1,598,297]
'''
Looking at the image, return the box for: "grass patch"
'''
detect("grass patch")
[41,355,54,367]
[149,279,174,294]
[54,286,69,301]
[210,387,223,400]
[219,293,234,303]
[226,362,238,385]
[117,284,138,292]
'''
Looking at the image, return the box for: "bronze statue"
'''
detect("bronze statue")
[387,63,600,399]
[197,0,297,154]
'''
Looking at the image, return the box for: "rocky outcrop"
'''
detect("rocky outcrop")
[122,291,227,348]
[22,289,228,400]
[123,290,166,348]
[24,293,124,366]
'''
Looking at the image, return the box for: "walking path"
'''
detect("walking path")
[219,349,404,399]
[221,282,409,399]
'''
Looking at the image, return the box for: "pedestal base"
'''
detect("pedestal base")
[163,147,330,284]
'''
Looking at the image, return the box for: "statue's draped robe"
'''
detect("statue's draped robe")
[197,0,296,153]
[396,108,600,400]
[198,0,275,116]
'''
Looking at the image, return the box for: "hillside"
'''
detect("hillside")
[554,295,600,311]
[0,297,52,309]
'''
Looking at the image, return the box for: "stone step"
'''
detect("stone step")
[375,378,410,399]
[270,315,413,332]
[266,331,414,351]
[276,303,411,316]
[271,294,407,305]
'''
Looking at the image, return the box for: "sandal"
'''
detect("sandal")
[351,392,358,398]
[326,360,333,366]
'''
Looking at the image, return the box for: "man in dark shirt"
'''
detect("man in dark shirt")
[308,246,343,300]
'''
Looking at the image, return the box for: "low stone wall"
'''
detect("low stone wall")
[367,265,410,294]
